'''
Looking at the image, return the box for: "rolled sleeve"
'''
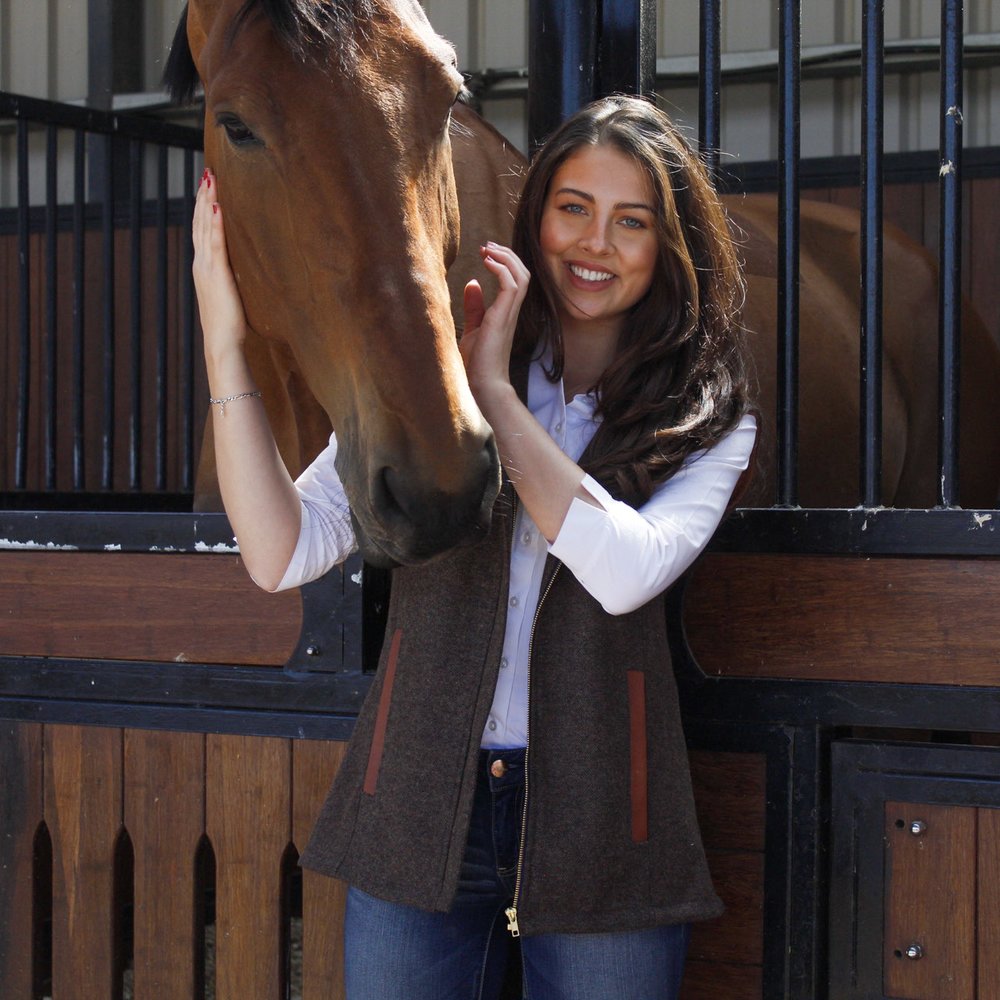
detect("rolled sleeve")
[273,433,358,592]
[549,414,756,614]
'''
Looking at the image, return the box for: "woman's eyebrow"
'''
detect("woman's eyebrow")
[554,187,654,213]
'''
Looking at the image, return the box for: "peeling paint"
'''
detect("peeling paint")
[194,540,240,554]
[939,160,956,176]
[104,543,122,552]
[351,569,363,586]
[973,512,993,528]
[0,538,79,551]
[946,105,964,124]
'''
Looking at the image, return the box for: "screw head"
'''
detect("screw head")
[306,644,321,657]
[909,820,927,836]
[905,944,924,960]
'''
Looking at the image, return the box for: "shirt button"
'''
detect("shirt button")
[510,595,519,608]
[500,656,509,669]
[521,531,532,545]
[488,719,497,731]
[555,421,563,433]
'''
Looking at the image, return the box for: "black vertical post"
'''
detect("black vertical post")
[15,119,31,490]
[180,151,197,493]
[45,126,59,491]
[101,132,116,491]
[777,0,801,507]
[156,145,170,492]
[527,0,599,153]
[129,139,144,491]
[938,0,963,508]
[73,129,87,490]
[860,0,884,507]
[698,0,722,180]
[599,0,656,98]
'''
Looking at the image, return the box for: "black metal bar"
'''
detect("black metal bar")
[598,0,656,98]
[101,133,116,490]
[859,1,884,507]
[0,91,202,149]
[15,119,31,490]
[129,139,143,491]
[527,0,599,153]
[938,0,963,507]
[777,0,801,506]
[72,129,87,490]
[45,125,59,491]
[181,150,197,492]
[156,145,170,492]
[698,0,722,179]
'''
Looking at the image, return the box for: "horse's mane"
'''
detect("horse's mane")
[163,0,376,103]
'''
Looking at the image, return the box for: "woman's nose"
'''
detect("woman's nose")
[578,219,612,254]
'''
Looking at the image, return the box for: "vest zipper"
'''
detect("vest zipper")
[505,559,561,938]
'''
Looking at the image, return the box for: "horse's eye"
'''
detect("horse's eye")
[217,114,262,148]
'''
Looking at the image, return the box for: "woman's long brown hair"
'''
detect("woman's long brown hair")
[512,95,751,506]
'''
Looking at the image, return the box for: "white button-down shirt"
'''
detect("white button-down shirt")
[272,355,756,750]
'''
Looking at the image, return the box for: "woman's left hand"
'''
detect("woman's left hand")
[459,242,530,404]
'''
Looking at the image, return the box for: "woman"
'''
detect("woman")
[193,94,756,1000]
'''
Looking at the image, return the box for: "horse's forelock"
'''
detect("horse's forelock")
[163,4,201,104]
[231,0,377,62]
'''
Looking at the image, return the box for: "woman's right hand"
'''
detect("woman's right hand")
[192,169,248,366]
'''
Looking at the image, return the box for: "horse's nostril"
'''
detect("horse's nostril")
[378,466,410,520]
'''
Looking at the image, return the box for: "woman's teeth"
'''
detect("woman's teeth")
[570,264,614,282]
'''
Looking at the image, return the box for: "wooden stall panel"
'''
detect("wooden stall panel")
[0,552,300,665]
[44,724,124,1000]
[883,801,975,1000]
[293,739,348,1000]
[124,729,206,1000]
[979,808,1000,998]
[207,734,291,1000]
[686,554,1000,686]
[0,723,44,998]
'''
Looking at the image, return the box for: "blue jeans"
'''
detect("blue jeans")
[344,748,690,1000]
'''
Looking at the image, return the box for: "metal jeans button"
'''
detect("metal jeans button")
[490,759,507,778]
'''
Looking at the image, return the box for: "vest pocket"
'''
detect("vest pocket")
[626,670,649,842]
[363,628,403,796]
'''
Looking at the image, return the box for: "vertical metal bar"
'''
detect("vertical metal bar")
[527,0,599,153]
[777,0,801,507]
[129,138,143,491]
[180,149,197,492]
[938,0,963,508]
[15,119,31,490]
[73,129,86,490]
[102,133,116,491]
[860,0,884,507]
[598,0,656,99]
[156,145,169,492]
[45,125,59,491]
[698,0,722,180]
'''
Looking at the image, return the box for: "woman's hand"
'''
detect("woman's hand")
[192,169,248,368]
[460,242,530,405]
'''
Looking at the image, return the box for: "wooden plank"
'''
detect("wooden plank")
[689,751,766,852]
[44,723,124,1000]
[686,554,1000,685]
[124,728,206,999]
[883,801,975,1000]
[979,807,1000,997]
[689,851,763,967]
[680,959,761,1000]
[293,739,348,1000]
[0,723,44,998]
[0,551,300,665]
[207,733,291,1000]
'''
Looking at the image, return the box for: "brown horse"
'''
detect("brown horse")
[167,0,511,566]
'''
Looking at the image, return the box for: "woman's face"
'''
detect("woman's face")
[539,144,660,338]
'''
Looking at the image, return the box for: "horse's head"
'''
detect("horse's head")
[168,0,500,566]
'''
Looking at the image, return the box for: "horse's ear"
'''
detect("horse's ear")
[163,3,201,104]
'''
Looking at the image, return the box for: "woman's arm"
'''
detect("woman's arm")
[460,244,599,542]
[550,414,757,614]
[192,170,303,591]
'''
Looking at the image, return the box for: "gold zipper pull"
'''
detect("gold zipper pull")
[505,906,521,938]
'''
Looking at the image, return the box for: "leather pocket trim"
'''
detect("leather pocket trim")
[627,669,649,843]
[363,627,403,796]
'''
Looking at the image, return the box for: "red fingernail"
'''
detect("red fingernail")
[213,203,218,215]
[206,174,212,189]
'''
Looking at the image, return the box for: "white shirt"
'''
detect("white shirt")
[274,357,757,749]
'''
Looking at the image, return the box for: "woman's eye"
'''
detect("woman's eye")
[218,115,262,148]
[620,216,645,230]
[560,203,586,215]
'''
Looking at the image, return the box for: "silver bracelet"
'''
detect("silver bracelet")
[209,390,262,416]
